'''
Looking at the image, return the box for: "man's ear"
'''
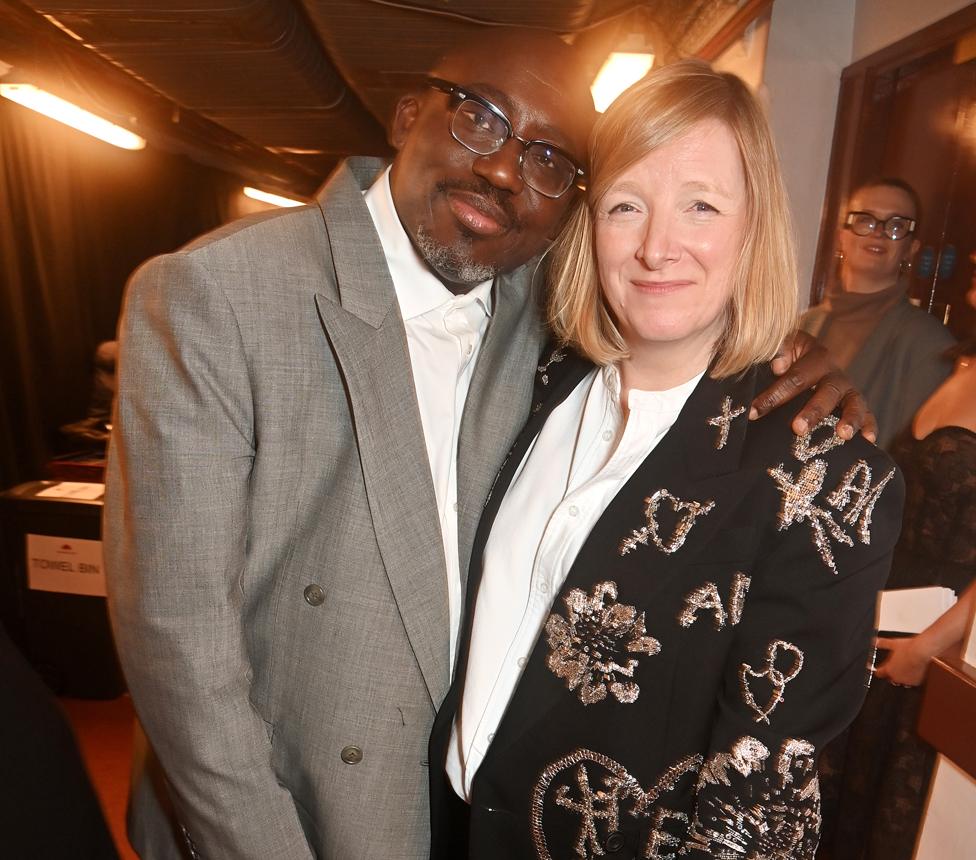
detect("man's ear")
[390,94,420,151]
[910,236,921,259]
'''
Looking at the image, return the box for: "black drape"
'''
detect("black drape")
[0,97,238,490]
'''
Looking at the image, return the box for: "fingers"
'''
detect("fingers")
[752,341,833,424]
[840,389,878,443]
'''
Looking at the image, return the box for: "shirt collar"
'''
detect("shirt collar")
[601,363,704,414]
[363,166,493,322]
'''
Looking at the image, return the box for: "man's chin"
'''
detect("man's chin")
[415,227,499,288]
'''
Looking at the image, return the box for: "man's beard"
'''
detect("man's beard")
[414,225,499,288]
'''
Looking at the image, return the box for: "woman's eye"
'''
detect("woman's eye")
[608,202,638,215]
[691,200,718,214]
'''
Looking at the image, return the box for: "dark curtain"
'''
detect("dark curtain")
[0,97,238,490]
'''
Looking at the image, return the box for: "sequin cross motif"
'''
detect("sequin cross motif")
[537,347,566,386]
[706,396,747,450]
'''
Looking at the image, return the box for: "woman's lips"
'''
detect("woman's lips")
[446,190,510,236]
[631,279,694,294]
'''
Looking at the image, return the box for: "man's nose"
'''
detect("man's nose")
[472,138,524,195]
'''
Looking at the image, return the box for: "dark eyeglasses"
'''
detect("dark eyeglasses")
[426,77,586,199]
[844,210,916,241]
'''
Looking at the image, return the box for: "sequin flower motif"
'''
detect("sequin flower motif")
[545,581,661,706]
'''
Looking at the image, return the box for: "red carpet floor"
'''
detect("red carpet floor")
[61,695,139,860]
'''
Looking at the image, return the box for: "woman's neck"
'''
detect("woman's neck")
[840,267,900,295]
[619,334,713,401]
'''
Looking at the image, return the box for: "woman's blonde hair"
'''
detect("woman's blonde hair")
[549,59,798,378]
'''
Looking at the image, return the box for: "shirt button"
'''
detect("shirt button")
[568,505,579,517]
[539,581,549,594]
[602,429,613,442]
[453,501,459,512]
[303,584,325,606]
[466,343,473,355]
[517,657,527,668]
[487,732,495,743]
[340,745,363,765]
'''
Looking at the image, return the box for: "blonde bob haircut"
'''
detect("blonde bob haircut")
[549,59,798,379]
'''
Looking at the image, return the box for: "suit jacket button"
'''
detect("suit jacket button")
[303,584,325,606]
[605,831,625,852]
[340,745,363,765]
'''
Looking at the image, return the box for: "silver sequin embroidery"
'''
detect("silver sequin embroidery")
[545,581,661,706]
[619,490,716,556]
[768,459,853,574]
[793,414,846,462]
[739,639,805,724]
[537,347,566,386]
[530,749,702,860]
[687,736,821,859]
[826,460,897,544]
[706,396,747,450]
[678,573,751,630]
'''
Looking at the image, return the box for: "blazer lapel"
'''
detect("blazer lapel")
[313,160,450,705]
[455,267,546,589]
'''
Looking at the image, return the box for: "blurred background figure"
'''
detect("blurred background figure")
[816,261,976,860]
[0,622,119,860]
[802,178,955,449]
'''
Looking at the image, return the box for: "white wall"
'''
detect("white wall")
[852,0,974,61]
[763,0,856,304]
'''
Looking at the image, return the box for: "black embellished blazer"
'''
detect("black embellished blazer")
[429,348,904,860]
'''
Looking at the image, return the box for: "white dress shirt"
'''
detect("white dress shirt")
[364,168,493,668]
[446,363,704,800]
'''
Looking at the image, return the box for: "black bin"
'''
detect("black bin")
[0,480,124,698]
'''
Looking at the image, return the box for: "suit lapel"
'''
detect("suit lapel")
[455,267,546,589]
[313,160,450,705]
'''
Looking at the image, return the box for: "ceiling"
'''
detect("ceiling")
[0,0,762,196]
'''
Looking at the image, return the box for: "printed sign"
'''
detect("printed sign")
[26,534,106,597]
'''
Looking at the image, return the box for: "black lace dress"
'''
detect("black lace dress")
[816,426,976,860]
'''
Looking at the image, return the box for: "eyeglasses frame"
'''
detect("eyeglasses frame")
[425,76,586,198]
[844,210,917,241]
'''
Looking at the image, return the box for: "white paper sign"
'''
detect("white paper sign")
[877,586,957,634]
[35,482,104,501]
[26,534,106,597]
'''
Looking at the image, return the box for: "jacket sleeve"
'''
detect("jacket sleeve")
[104,253,315,859]
[679,447,905,859]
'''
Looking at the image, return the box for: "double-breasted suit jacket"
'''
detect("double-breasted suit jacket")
[430,347,904,860]
[104,157,547,860]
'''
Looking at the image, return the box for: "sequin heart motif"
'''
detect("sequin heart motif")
[739,640,804,724]
[619,489,716,556]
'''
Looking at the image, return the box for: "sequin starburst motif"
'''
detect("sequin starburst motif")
[545,581,661,705]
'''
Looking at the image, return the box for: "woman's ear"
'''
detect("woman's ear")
[390,94,420,151]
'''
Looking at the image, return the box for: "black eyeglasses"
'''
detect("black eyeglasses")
[426,77,586,199]
[844,210,916,241]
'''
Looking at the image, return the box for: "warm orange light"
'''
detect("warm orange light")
[0,83,146,150]
[242,186,305,208]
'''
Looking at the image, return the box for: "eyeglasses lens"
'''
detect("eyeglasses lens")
[450,98,576,198]
[849,213,912,241]
[451,99,508,154]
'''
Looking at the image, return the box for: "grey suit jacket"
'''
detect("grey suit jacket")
[104,157,547,859]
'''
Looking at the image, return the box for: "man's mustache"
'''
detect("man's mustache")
[436,179,521,232]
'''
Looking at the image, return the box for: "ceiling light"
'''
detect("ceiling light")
[591,52,654,113]
[0,83,145,150]
[243,186,304,208]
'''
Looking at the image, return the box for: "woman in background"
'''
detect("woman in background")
[817,264,976,860]
[429,61,904,860]
[800,178,955,449]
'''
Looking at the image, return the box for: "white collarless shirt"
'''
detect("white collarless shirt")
[364,167,493,668]
[446,364,703,800]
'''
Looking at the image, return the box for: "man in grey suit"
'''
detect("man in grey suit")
[105,29,869,860]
